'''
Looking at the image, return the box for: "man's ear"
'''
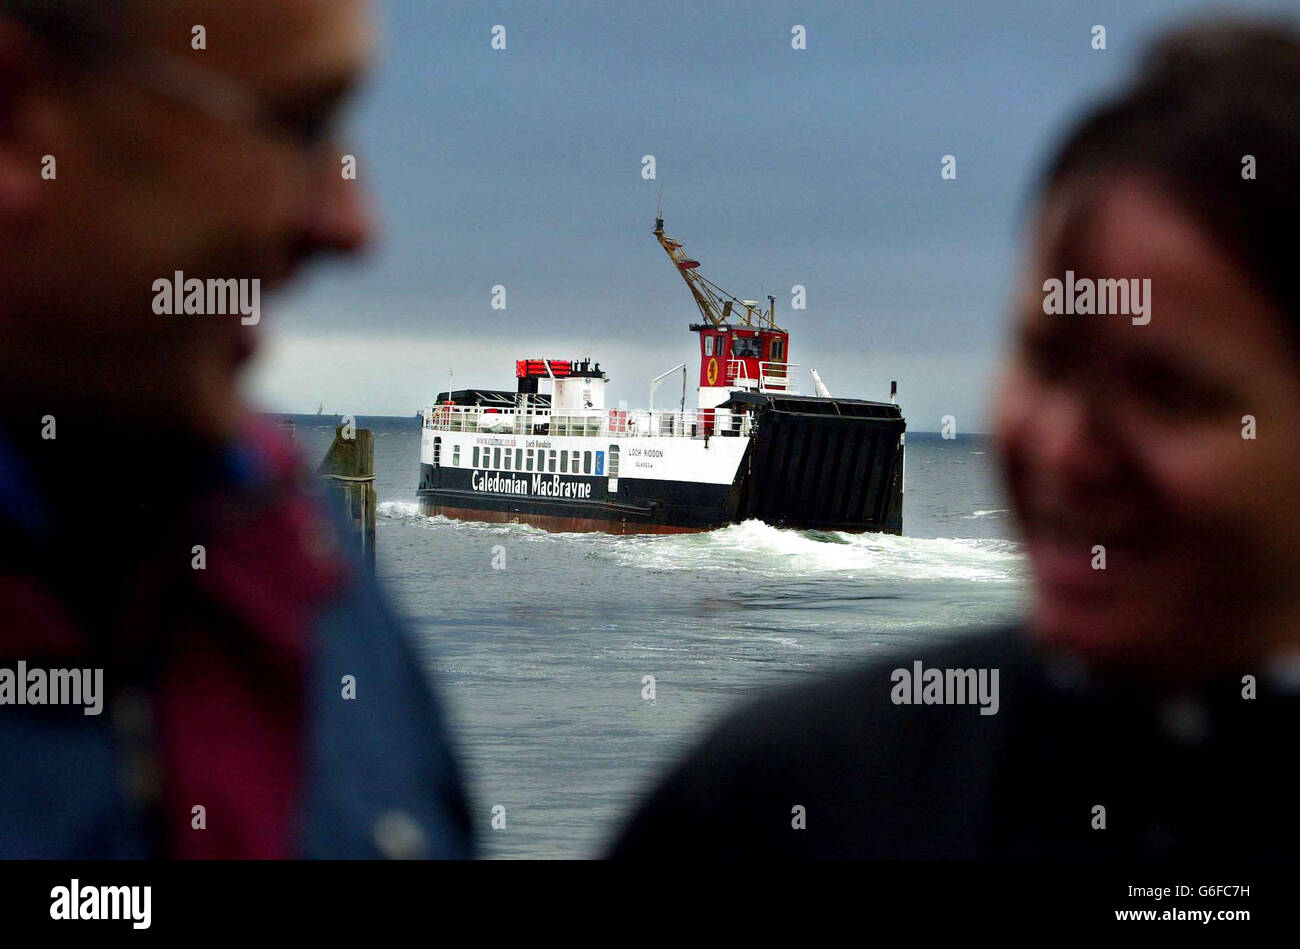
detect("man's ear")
[0,19,46,225]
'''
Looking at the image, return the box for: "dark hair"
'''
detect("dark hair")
[0,0,140,66]
[1041,18,1300,334]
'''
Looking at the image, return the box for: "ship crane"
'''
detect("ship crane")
[653,215,793,403]
[653,217,783,331]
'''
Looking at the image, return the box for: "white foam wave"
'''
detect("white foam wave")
[378,500,422,519]
[605,519,1023,582]
[376,501,554,537]
[377,505,1023,582]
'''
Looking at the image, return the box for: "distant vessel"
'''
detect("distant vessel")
[416,217,906,534]
[315,402,343,425]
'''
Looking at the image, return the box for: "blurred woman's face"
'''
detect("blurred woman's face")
[994,174,1300,676]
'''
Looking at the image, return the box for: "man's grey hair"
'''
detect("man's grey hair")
[0,0,142,65]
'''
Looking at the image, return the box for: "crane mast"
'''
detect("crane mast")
[653,217,782,330]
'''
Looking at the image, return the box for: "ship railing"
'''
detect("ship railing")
[723,359,800,393]
[725,358,757,389]
[759,361,799,393]
[423,405,752,439]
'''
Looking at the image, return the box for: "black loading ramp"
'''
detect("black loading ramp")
[725,393,906,534]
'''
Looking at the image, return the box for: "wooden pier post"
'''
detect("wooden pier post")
[317,426,376,569]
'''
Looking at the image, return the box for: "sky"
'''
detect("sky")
[248,0,1295,432]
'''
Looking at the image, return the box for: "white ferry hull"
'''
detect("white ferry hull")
[417,429,749,533]
[415,394,905,535]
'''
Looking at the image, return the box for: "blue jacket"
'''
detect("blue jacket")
[0,421,473,858]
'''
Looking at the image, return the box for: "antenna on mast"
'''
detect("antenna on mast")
[657,179,664,217]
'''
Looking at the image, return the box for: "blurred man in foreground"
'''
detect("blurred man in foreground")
[0,0,472,857]
[612,19,1300,858]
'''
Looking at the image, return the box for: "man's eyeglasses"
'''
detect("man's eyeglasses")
[122,47,345,155]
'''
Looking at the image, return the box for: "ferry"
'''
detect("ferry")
[417,218,906,534]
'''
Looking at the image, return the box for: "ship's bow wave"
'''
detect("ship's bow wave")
[605,520,1022,581]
